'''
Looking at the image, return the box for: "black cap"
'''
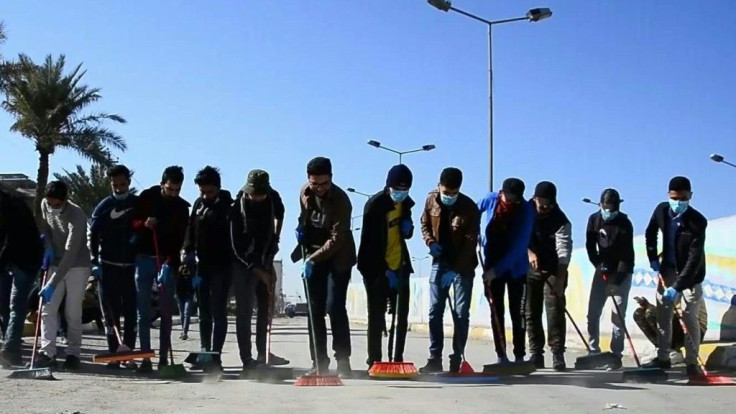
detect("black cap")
[243,169,270,195]
[600,188,621,210]
[439,167,463,188]
[533,181,557,204]
[669,176,691,192]
[386,164,413,188]
[307,157,332,176]
[502,178,525,202]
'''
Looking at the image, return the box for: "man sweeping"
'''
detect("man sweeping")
[131,166,190,373]
[230,169,289,372]
[290,157,356,378]
[36,181,90,369]
[0,189,43,367]
[419,167,480,373]
[642,176,707,378]
[526,181,572,371]
[89,165,139,369]
[182,166,233,370]
[357,164,415,370]
[584,188,635,371]
[478,178,534,365]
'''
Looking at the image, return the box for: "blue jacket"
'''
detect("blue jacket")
[477,192,534,279]
[89,194,139,266]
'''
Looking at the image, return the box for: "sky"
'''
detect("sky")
[2,0,735,298]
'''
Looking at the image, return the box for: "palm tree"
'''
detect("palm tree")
[53,164,137,217]
[1,54,126,220]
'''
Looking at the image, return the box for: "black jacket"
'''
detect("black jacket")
[183,190,234,266]
[132,186,191,266]
[529,204,572,275]
[357,190,415,278]
[230,189,284,270]
[586,211,635,284]
[645,202,707,291]
[0,190,42,276]
[89,193,139,266]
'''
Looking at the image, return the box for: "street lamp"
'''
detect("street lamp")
[412,255,431,278]
[710,153,736,169]
[347,187,372,198]
[367,140,436,164]
[351,214,364,231]
[427,1,553,191]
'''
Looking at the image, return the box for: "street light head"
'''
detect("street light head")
[367,140,381,148]
[347,187,356,193]
[422,144,436,151]
[710,153,725,163]
[527,7,553,22]
[427,0,452,12]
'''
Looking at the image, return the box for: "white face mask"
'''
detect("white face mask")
[48,207,62,217]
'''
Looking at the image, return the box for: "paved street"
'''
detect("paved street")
[1,315,734,414]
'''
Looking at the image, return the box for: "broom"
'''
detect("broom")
[657,274,734,386]
[93,301,154,363]
[369,272,418,379]
[294,245,342,387]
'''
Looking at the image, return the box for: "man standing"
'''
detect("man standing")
[89,165,139,369]
[642,176,707,377]
[230,169,289,371]
[419,167,480,373]
[585,188,635,371]
[357,164,415,369]
[526,181,572,371]
[131,166,190,373]
[478,178,534,365]
[182,166,233,370]
[0,189,43,367]
[37,181,90,369]
[290,157,356,378]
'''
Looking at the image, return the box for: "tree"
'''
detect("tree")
[53,164,137,217]
[2,54,126,221]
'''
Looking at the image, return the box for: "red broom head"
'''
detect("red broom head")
[688,374,736,386]
[460,361,475,374]
[295,374,343,387]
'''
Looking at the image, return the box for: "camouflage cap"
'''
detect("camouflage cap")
[243,169,270,195]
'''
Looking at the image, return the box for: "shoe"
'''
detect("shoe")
[552,353,566,372]
[157,358,169,371]
[496,356,511,365]
[137,359,153,373]
[419,358,443,374]
[529,353,545,369]
[514,355,525,364]
[686,364,703,378]
[669,350,685,365]
[449,356,461,374]
[30,352,56,369]
[336,359,352,379]
[605,355,622,371]
[394,355,404,363]
[63,355,81,370]
[257,353,290,366]
[106,362,122,369]
[123,361,138,370]
[0,349,23,367]
[642,358,671,369]
[179,332,188,340]
[242,358,264,370]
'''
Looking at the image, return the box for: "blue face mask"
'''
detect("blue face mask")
[601,209,618,221]
[113,191,130,200]
[440,193,458,206]
[669,199,689,215]
[389,189,409,203]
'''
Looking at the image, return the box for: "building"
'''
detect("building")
[0,173,36,206]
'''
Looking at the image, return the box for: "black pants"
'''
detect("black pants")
[254,278,271,357]
[305,262,352,368]
[98,264,137,352]
[233,262,255,364]
[489,276,527,359]
[197,263,232,354]
[364,272,410,365]
[526,274,566,355]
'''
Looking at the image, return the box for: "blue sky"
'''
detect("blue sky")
[2,1,735,297]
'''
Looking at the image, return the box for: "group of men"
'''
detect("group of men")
[0,155,708,379]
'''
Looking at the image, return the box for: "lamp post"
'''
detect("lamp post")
[366,140,436,164]
[710,153,736,169]
[427,1,552,191]
[346,187,372,198]
[412,255,431,278]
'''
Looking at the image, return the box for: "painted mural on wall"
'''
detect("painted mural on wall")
[347,215,736,343]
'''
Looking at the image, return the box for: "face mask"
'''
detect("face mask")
[48,207,62,217]
[601,209,618,221]
[440,194,458,206]
[669,199,689,215]
[390,190,409,203]
[113,191,130,200]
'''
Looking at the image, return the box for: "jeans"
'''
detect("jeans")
[526,273,566,355]
[0,266,35,352]
[586,269,631,356]
[428,263,473,360]
[98,264,137,352]
[177,294,194,334]
[135,255,175,358]
[364,270,410,365]
[197,263,232,353]
[657,267,703,365]
[489,275,527,359]
[40,267,88,358]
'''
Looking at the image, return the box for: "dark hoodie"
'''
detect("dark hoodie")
[0,190,42,276]
[230,189,284,269]
[183,189,234,267]
[132,185,191,266]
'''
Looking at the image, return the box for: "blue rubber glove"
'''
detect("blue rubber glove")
[295,226,305,244]
[39,284,55,305]
[650,260,660,272]
[301,260,314,279]
[400,220,412,238]
[157,264,172,284]
[91,266,102,281]
[42,246,55,271]
[662,287,678,305]
[386,270,399,291]
[192,274,202,289]
[440,271,457,289]
[429,243,442,258]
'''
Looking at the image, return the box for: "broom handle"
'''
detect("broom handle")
[604,274,640,367]
[30,269,49,369]
[301,245,322,374]
[543,277,594,352]
[387,285,397,363]
[152,229,175,364]
[266,266,275,365]
[657,274,709,374]
[478,252,509,358]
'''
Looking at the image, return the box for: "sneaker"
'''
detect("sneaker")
[419,357,443,374]
[157,358,169,371]
[179,332,188,340]
[669,350,685,365]
[123,361,138,370]
[63,355,81,370]
[686,364,703,377]
[258,353,290,366]
[106,362,122,369]
[529,353,545,369]
[553,353,567,371]
[642,358,671,369]
[0,349,23,367]
[336,359,352,379]
[496,356,511,365]
[449,356,461,374]
[30,352,56,369]
[394,355,404,363]
[137,359,153,373]
[605,355,622,371]
[242,358,264,370]
[514,355,525,364]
